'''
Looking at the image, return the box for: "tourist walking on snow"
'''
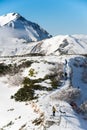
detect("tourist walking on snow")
[65,59,67,65]
[52,106,56,116]
[64,72,67,80]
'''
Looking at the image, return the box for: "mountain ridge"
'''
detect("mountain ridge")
[0,34,87,56]
[31,34,87,55]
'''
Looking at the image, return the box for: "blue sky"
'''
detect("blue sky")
[0,0,87,36]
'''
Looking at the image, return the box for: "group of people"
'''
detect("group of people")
[52,59,68,116]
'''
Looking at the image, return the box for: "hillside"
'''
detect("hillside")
[31,34,87,55]
[0,54,87,130]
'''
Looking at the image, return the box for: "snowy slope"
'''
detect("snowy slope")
[0,55,87,130]
[31,35,87,55]
[0,12,51,42]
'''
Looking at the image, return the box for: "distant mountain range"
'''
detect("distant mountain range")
[0,12,87,56]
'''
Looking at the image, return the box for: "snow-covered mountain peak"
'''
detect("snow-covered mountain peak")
[0,12,51,42]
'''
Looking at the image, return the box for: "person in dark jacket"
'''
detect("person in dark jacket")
[65,59,67,65]
[64,72,68,80]
[52,106,56,116]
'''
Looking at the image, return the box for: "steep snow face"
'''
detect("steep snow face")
[31,35,87,55]
[0,12,51,42]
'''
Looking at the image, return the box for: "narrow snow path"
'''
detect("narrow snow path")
[38,60,87,130]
